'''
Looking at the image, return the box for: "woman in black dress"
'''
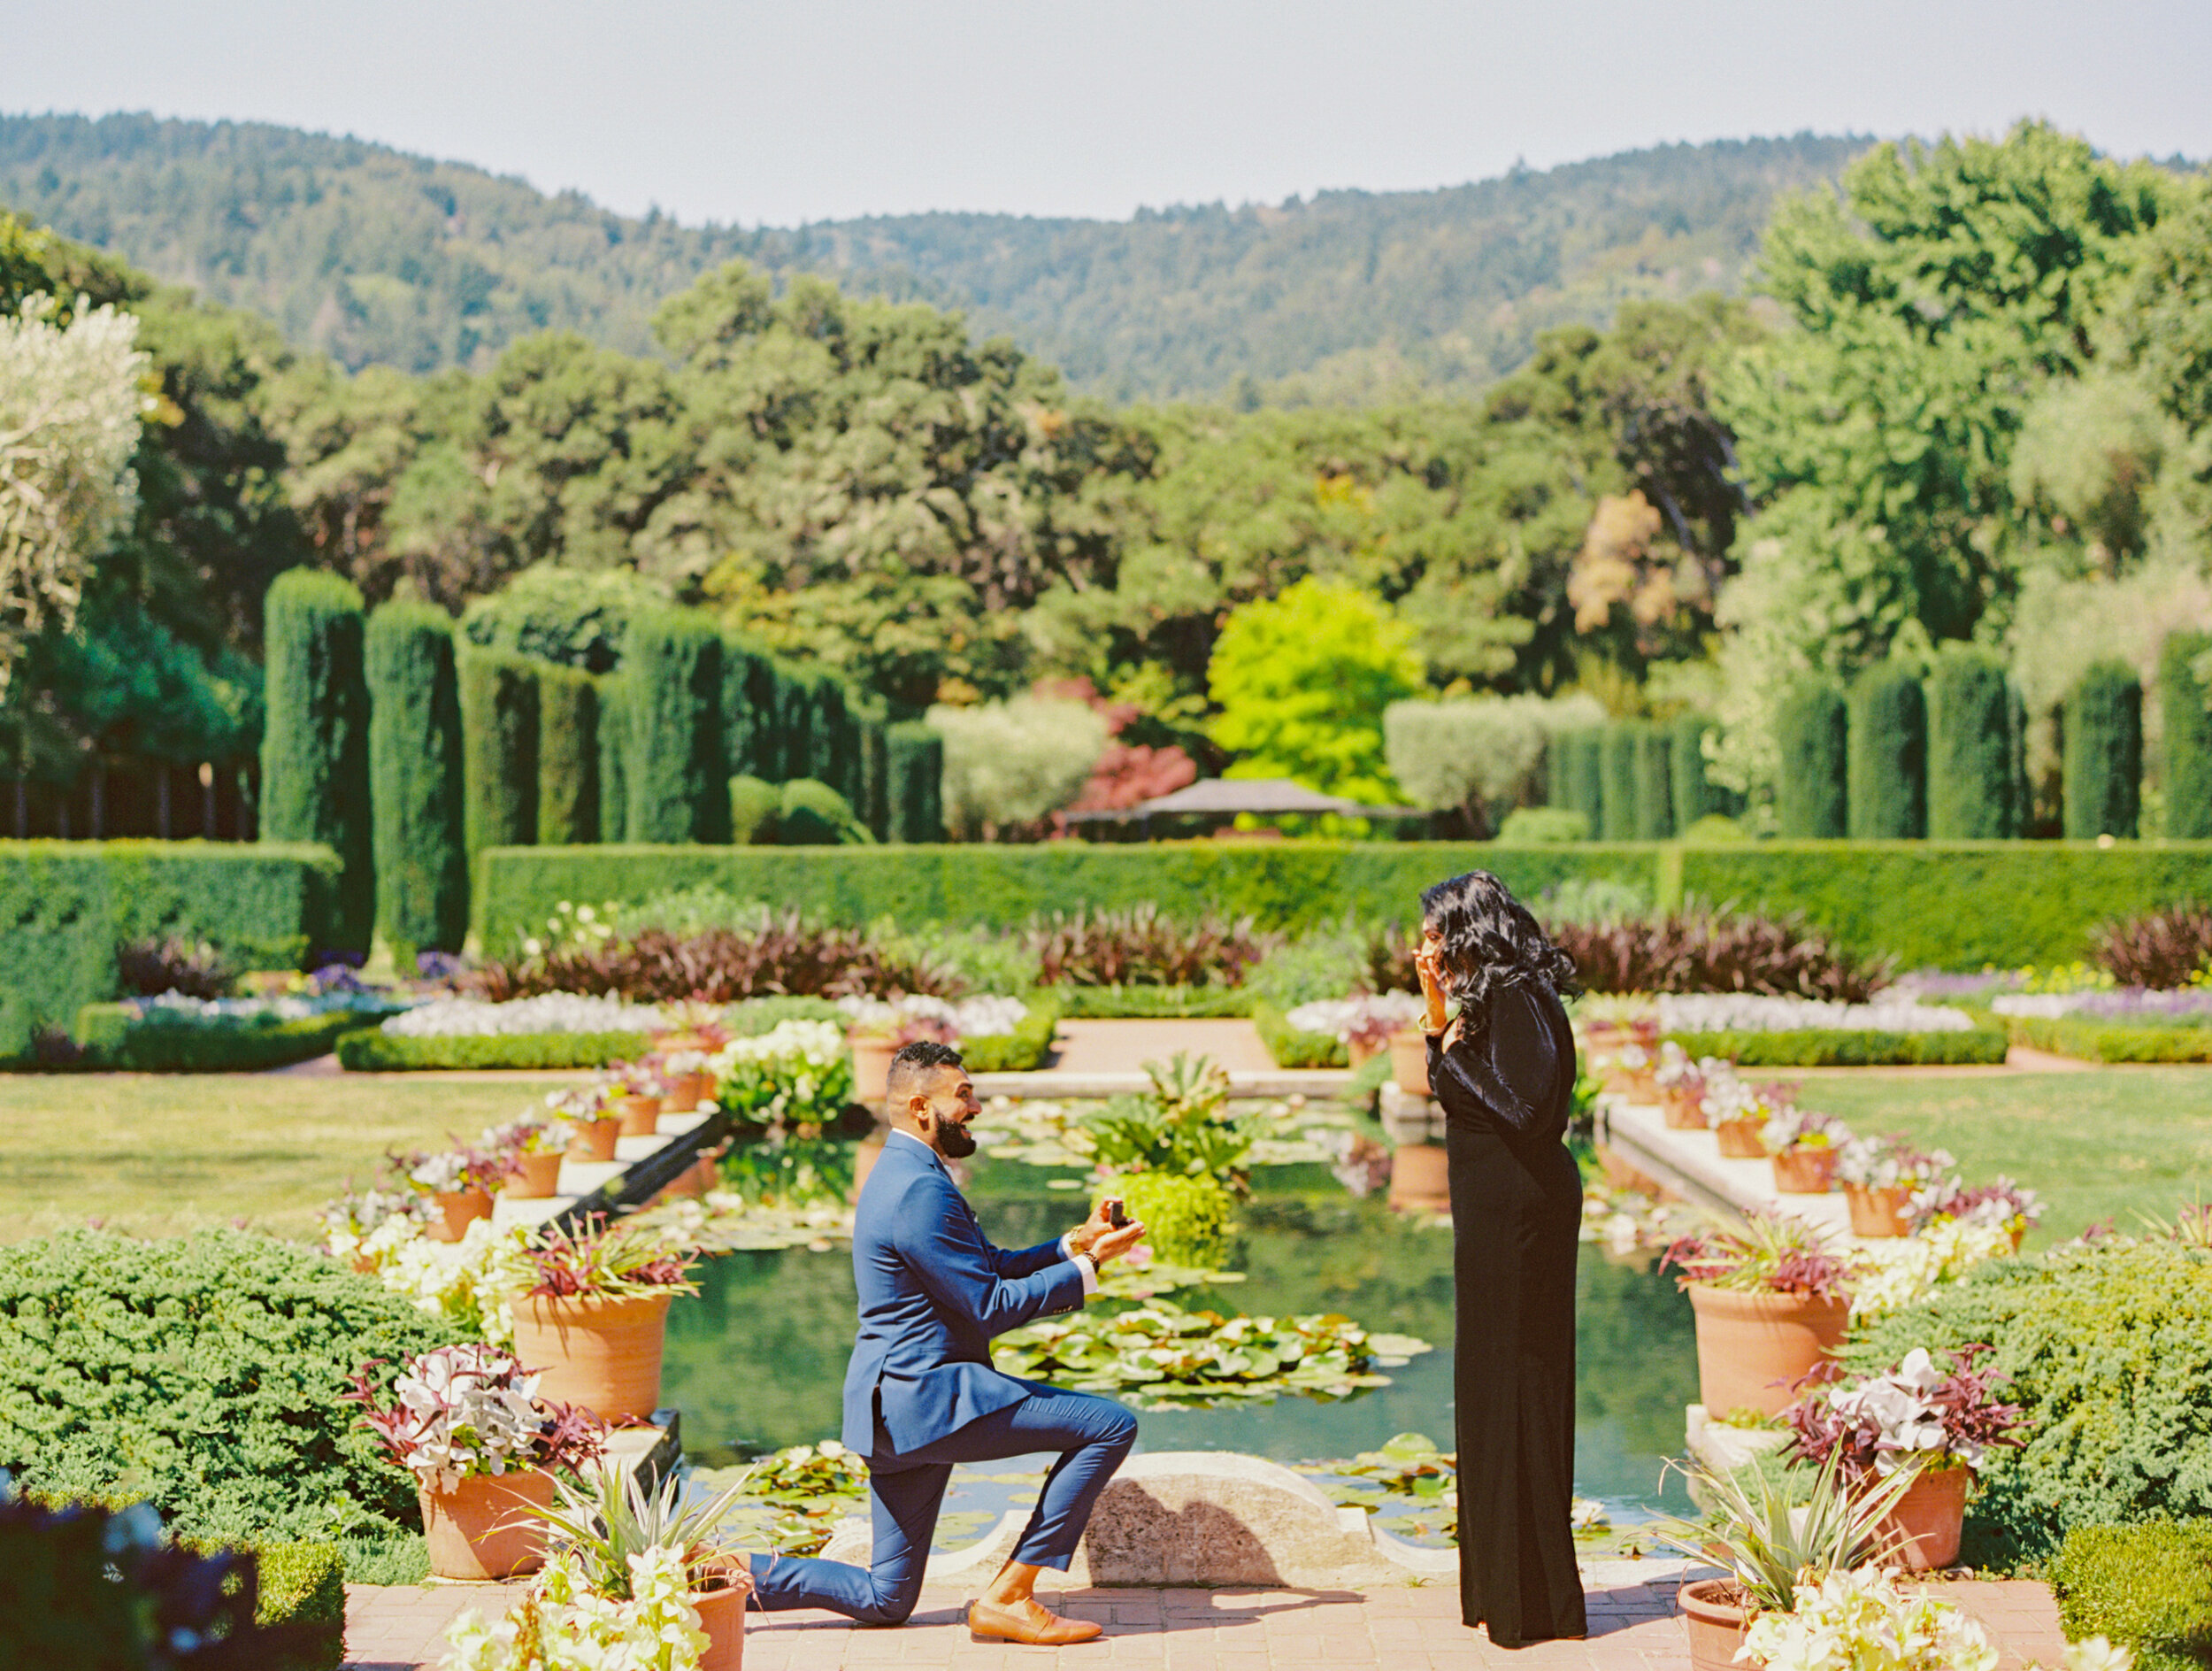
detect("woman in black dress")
[1413,870,1586,1648]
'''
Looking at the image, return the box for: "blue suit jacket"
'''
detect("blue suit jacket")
[840,1134,1088,1457]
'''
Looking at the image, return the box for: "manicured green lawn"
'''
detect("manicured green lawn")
[0,1074,556,1243]
[1793,1067,2212,1245]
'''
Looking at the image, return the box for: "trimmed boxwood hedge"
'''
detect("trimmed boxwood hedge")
[2050,1520,2212,1671]
[2001,1013,2212,1064]
[335,1028,654,1072]
[1056,984,1256,1018]
[1254,1001,1349,1068]
[1660,1027,2008,1067]
[68,1005,373,1073]
[960,1002,1061,1073]
[0,841,342,1061]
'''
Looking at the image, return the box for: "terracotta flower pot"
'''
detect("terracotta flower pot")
[1619,1067,1656,1098]
[504,1151,565,1199]
[614,1094,662,1138]
[663,1070,715,1113]
[1386,1142,1450,1213]
[419,1467,557,1580]
[426,1187,494,1244]
[850,1037,897,1107]
[655,1029,713,1055]
[1845,1182,1915,1238]
[1771,1146,1838,1195]
[1877,1460,1970,1571]
[1713,1116,1767,1159]
[1347,1038,1380,1070]
[508,1290,675,1421]
[695,1575,749,1670]
[568,1116,620,1162]
[1387,1029,1431,1097]
[1662,1090,1708,1130]
[850,1136,887,1203]
[1686,1282,1850,1419]
[1677,1577,1751,1671]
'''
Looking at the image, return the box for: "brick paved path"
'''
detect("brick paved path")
[342,1575,2068,1671]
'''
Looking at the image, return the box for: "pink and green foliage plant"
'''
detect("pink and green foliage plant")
[520,1213,700,1302]
[1764,1104,1853,1156]
[1785,1345,2026,1489]
[1661,1211,1860,1302]
[1909,1176,2044,1235]
[1838,1133,1955,1191]
[347,1343,608,1492]
[391,1142,508,1197]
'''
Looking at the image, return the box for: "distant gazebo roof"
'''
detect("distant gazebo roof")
[1065,776,1418,822]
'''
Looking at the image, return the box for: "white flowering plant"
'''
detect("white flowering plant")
[347,1343,607,1493]
[1909,1175,2045,1238]
[1848,1218,2018,1321]
[708,1019,854,1136]
[1744,1565,2135,1671]
[1838,1134,1957,1191]
[1763,1104,1854,1156]
[440,1544,709,1671]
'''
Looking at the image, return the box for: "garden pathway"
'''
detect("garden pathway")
[1048,1020,1279,1075]
[340,1574,2069,1670]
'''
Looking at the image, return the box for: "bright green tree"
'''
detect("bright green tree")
[1205,578,1423,802]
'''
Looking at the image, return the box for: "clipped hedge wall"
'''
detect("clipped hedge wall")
[2001,1013,2212,1065]
[885,722,944,844]
[1632,721,1674,842]
[1661,1027,2008,1067]
[260,571,374,952]
[335,1028,653,1072]
[479,837,2212,973]
[1776,680,1848,839]
[365,600,467,957]
[1670,714,1717,831]
[1254,1001,1349,1068]
[70,1006,372,1073]
[2163,632,2212,840]
[2050,1520,2212,1671]
[458,649,539,872]
[595,674,629,843]
[0,841,342,1060]
[535,662,601,846]
[959,1002,1061,1074]
[2066,659,2144,841]
[623,609,726,843]
[1926,645,2016,840]
[1598,724,1639,842]
[1847,660,1927,840]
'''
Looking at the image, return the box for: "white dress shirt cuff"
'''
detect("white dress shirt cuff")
[1059,1234,1100,1296]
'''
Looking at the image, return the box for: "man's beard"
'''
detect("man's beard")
[935,1119,978,1159]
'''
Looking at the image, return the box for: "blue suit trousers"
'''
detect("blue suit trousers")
[747,1385,1137,1626]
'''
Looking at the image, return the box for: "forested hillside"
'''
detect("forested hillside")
[0,112,1860,397]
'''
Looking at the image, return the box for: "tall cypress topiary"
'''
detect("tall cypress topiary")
[810,674,851,794]
[2064,660,2143,841]
[1669,713,1715,830]
[595,674,628,843]
[1925,645,2016,839]
[719,635,772,783]
[535,664,599,846]
[775,661,817,787]
[261,570,374,952]
[1847,662,1927,840]
[858,711,889,838]
[459,650,539,871]
[1775,679,1848,838]
[885,722,943,843]
[365,599,466,958]
[624,608,727,843]
[1632,721,1675,840]
[2162,632,2212,838]
[1558,728,1604,830]
[1598,723,1638,842]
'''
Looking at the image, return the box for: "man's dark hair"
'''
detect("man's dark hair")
[887,1039,964,1102]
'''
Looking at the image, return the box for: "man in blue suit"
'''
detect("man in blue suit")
[746,1039,1148,1646]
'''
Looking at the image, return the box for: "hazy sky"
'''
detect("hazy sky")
[8,0,2209,227]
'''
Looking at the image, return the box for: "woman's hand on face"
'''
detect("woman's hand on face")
[1413,940,1450,1035]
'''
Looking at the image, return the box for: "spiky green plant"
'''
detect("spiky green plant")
[528,1459,756,1599]
[1649,1446,1920,1613]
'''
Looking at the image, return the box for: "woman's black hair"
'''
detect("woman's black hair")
[1419,869,1581,1034]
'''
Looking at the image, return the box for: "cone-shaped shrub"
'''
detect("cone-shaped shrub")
[2162,631,2212,838]
[365,600,466,957]
[595,674,628,843]
[1775,678,1848,838]
[2064,660,2143,840]
[1597,724,1639,841]
[535,664,599,846]
[1632,721,1675,840]
[1847,662,1926,839]
[886,722,944,843]
[1926,645,2016,839]
[460,651,538,870]
[623,608,726,843]
[261,570,373,951]
[1670,714,1717,829]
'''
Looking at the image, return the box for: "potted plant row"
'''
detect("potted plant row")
[507,1214,702,1421]
[1782,1344,2026,1570]
[1910,1176,2045,1251]
[1661,1213,1860,1419]
[1838,1134,1955,1237]
[402,1147,505,1243]
[546,1086,622,1162]
[1654,1042,1711,1130]
[347,1342,608,1580]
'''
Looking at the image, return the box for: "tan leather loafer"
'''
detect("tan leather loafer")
[967,1598,1104,1645]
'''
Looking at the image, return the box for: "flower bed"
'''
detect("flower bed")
[1658,994,1978,1034]
[382,995,672,1037]
[337,1029,656,1071]
[1998,1013,2212,1064]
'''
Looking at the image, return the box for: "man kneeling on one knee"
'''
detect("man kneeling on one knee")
[746,1040,1147,1645]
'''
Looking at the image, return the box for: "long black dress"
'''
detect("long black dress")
[1428,981,1586,1647]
